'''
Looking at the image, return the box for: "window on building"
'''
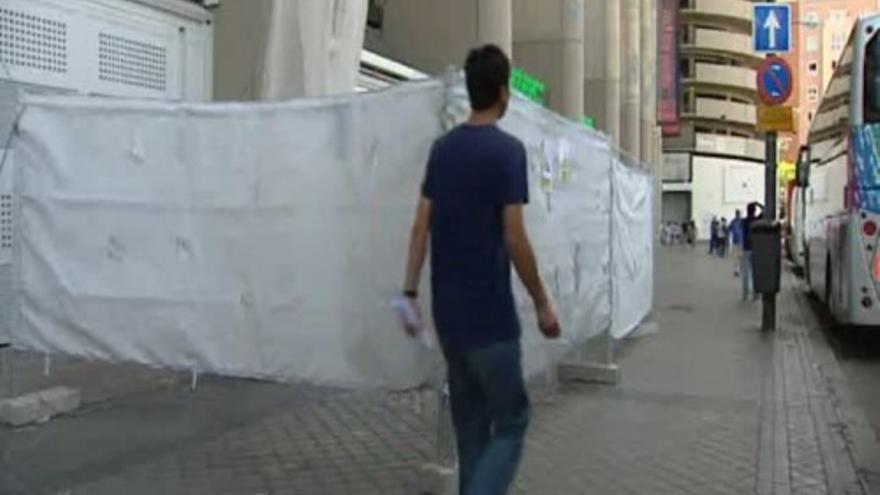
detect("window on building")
[808,62,818,73]
[807,36,819,52]
[865,31,880,123]
[679,59,691,78]
[832,33,847,53]
[808,111,814,122]
[808,86,820,102]
[805,12,820,27]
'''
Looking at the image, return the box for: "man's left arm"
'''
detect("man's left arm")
[403,197,431,296]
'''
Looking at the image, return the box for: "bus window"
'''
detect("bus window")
[865,32,880,123]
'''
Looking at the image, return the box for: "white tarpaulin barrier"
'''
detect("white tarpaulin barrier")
[611,154,654,338]
[11,78,653,390]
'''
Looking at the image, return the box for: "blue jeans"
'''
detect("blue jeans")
[740,250,753,300]
[444,340,529,495]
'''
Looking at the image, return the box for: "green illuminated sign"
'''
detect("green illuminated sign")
[582,116,596,129]
[510,68,546,105]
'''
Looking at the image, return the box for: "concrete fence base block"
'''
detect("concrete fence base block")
[558,362,621,385]
[0,386,81,427]
[416,462,457,495]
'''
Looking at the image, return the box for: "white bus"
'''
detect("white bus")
[800,14,880,325]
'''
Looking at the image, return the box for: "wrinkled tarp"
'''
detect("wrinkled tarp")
[11,78,653,390]
[611,154,654,338]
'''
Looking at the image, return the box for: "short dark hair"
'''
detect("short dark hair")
[747,202,758,218]
[465,45,511,111]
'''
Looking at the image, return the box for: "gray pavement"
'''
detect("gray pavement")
[0,246,875,494]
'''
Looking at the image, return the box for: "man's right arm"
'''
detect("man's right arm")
[503,204,560,338]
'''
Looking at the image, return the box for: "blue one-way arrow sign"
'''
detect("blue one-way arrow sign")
[753,3,792,53]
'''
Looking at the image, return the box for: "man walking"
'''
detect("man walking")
[709,217,719,255]
[401,45,560,495]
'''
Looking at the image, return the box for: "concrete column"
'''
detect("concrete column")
[584,1,607,131]
[654,125,663,225]
[561,0,585,120]
[605,0,622,146]
[260,0,368,100]
[640,0,657,165]
[512,0,582,119]
[212,0,273,101]
[622,0,641,158]
[478,0,513,56]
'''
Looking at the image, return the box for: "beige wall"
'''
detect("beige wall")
[213,0,273,101]
[362,0,658,158]
[366,0,587,119]
[583,1,608,131]
[363,0,480,75]
[691,155,765,240]
[213,0,367,101]
[513,0,585,119]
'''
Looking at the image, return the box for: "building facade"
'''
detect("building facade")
[364,0,662,169]
[791,0,880,159]
[661,0,766,233]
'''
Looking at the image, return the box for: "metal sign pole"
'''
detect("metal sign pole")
[753,0,790,332]
[763,130,777,331]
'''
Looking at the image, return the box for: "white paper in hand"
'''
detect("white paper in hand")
[391,296,433,349]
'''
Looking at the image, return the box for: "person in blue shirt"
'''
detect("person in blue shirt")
[709,217,719,255]
[729,210,744,275]
[401,45,560,495]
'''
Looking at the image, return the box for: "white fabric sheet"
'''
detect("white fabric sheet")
[611,154,654,338]
[12,79,654,389]
[15,82,445,390]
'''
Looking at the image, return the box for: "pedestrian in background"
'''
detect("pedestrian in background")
[660,222,672,245]
[709,217,719,255]
[729,210,744,276]
[401,45,561,495]
[718,217,729,257]
[740,202,764,301]
[687,220,697,248]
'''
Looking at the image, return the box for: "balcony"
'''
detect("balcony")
[691,98,756,127]
[680,0,752,31]
[695,133,765,161]
[689,63,757,97]
[682,29,761,64]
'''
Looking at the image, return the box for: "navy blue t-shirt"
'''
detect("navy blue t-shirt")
[422,124,529,353]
